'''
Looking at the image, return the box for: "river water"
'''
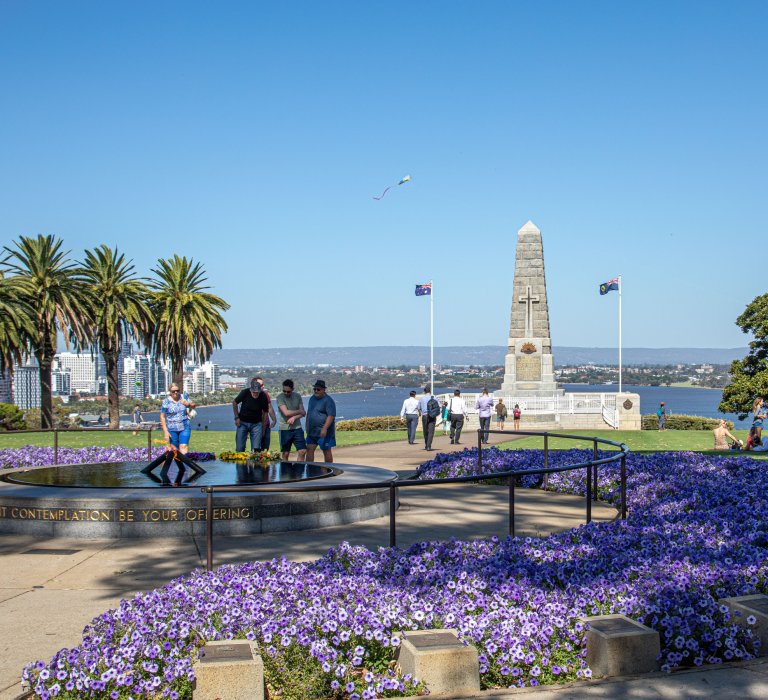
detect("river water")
[137,384,747,432]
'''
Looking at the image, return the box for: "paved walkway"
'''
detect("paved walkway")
[1,432,765,699]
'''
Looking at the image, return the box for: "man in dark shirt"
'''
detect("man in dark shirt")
[232,378,269,451]
[306,379,336,463]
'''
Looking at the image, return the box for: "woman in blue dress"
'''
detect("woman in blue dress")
[160,383,196,456]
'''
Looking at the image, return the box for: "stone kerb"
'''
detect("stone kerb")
[583,614,660,677]
[396,629,480,695]
[719,594,768,656]
[192,640,264,700]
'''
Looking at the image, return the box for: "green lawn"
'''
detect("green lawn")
[0,429,408,453]
[499,428,760,455]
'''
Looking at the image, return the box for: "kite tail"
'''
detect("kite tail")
[373,186,392,201]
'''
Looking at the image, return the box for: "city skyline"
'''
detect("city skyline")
[1,2,766,349]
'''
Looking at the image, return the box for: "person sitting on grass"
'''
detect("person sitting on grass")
[713,419,742,451]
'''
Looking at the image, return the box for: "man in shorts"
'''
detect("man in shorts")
[277,378,307,461]
[306,379,336,463]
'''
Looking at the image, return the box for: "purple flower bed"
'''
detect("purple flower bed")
[21,449,767,699]
[0,447,215,470]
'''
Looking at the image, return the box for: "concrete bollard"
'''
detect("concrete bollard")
[192,640,264,700]
[719,594,768,656]
[396,629,480,695]
[583,614,660,677]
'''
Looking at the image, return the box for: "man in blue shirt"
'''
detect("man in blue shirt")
[306,379,336,463]
[417,384,437,451]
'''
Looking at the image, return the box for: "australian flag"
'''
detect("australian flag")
[415,283,432,296]
[599,278,619,295]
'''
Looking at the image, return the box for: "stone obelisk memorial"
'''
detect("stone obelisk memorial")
[499,221,562,396]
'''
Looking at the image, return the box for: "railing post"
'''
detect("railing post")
[542,434,549,489]
[508,475,516,538]
[389,483,397,547]
[147,429,152,461]
[477,430,482,470]
[54,429,59,465]
[586,461,592,524]
[620,453,627,519]
[592,441,599,501]
[206,489,214,572]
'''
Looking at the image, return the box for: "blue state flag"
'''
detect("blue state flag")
[599,278,619,295]
[415,283,432,296]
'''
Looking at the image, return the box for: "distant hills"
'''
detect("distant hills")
[211,346,746,367]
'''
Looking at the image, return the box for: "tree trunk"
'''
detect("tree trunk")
[172,357,184,392]
[104,349,120,429]
[36,333,55,430]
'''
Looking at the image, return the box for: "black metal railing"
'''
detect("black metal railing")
[0,428,156,463]
[200,430,629,571]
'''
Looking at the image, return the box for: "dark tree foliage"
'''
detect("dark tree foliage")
[719,294,768,419]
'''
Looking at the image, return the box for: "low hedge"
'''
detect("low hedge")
[336,415,406,431]
[641,414,734,431]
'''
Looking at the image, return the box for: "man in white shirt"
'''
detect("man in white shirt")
[447,388,468,444]
[400,390,420,445]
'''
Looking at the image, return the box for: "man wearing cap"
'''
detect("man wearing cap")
[306,379,337,463]
[475,387,494,444]
[448,388,468,444]
[400,390,420,445]
[657,402,667,431]
[232,378,270,452]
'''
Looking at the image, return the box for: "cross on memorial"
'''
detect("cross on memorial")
[518,285,540,337]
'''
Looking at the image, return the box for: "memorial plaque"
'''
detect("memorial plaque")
[746,597,768,614]
[623,399,633,410]
[589,617,644,635]
[408,631,463,650]
[515,355,542,382]
[201,642,254,663]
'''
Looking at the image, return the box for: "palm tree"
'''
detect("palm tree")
[2,235,92,428]
[80,245,155,428]
[0,271,35,376]
[149,255,229,390]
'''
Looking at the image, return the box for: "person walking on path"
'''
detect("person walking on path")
[475,388,493,444]
[441,400,450,435]
[277,379,307,461]
[400,390,420,444]
[255,376,277,451]
[448,388,468,444]
[495,399,508,431]
[417,385,439,451]
[233,378,269,452]
[513,403,521,431]
[160,384,195,456]
[306,379,336,463]
[131,404,143,435]
[752,397,766,442]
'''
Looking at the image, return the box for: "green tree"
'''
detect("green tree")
[2,235,92,428]
[148,255,229,390]
[0,271,34,374]
[0,403,27,430]
[719,294,768,419]
[80,245,155,428]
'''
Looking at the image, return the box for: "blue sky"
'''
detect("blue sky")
[1,1,765,351]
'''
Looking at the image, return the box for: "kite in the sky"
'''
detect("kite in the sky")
[373,175,411,200]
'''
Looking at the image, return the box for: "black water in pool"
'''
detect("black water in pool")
[1,460,336,489]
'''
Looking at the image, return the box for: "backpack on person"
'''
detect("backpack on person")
[513,408,521,419]
[426,397,441,418]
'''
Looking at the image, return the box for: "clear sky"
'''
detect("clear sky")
[1,1,765,351]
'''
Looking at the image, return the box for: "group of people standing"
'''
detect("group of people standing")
[400,386,522,450]
[158,377,338,464]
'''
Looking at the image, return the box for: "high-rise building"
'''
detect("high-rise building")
[0,370,12,404]
[51,367,72,397]
[12,362,41,409]
[122,355,151,399]
[188,361,221,395]
[55,352,100,394]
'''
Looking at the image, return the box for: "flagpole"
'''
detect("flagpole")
[430,279,434,392]
[618,275,622,393]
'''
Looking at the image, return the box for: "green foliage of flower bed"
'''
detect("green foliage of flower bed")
[641,414,732,430]
[337,416,405,431]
